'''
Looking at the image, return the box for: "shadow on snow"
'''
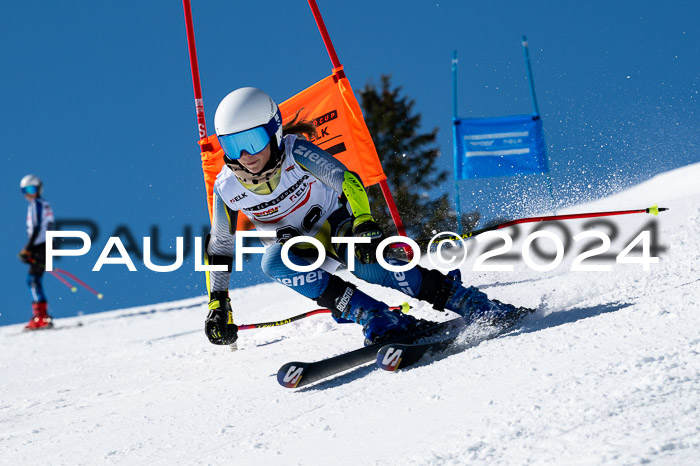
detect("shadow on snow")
[292,301,633,391]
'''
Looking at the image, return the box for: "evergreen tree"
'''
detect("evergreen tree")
[359,75,478,240]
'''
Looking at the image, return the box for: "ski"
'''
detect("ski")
[26,321,84,332]
[7,321,84,337]
[376,334,461,371]
[376,309,537,372]
[277,317,464,389]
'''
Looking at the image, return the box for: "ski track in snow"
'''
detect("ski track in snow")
[1,164,699,465]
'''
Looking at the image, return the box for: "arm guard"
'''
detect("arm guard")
[341,171,372,227]
[205,190,237,299]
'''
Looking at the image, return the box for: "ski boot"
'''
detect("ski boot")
[444,271,533,327]
[360,306,428,346]
[25,301,53,330]
[316,275,428,345]
[418,269,533,328]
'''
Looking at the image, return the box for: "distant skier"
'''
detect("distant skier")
[19,174,55,330]
[201,87,531,346]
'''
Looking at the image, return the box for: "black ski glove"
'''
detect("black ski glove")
[19,249,32,264]
[205,292,238,345]
[352,215,385,265]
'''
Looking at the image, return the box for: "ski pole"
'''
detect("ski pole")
[237,304,409,331]
[47,270,78,292]
[392,204,668,248]
[23,256,103,299]
[54,268,103,299]
[238,309,331,330]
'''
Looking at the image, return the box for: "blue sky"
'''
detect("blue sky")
[1,0,698,325]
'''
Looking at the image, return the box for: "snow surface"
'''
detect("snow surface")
[1,163,699,465]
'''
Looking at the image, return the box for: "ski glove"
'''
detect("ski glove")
[205,294,238,345]
[18,249,32,264]
[352,215,385,265]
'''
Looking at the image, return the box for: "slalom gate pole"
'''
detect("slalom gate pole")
[392,205,668,248]
[521,35,557,214]
[237,304,408,330]
[307,0,412,259]
[307,0,341,68]
[451,50,463,235]
[182,0,208,140]
[521,35,540,116]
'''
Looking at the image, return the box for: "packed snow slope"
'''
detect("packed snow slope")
[2,163,699,465]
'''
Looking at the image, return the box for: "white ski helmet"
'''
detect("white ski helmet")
[214,87,283,161]
[20,174,42,196]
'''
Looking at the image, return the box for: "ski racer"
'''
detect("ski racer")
[19,174,55,330]
[201,87,530,346]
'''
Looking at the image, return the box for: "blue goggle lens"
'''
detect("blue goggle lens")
[219,127,271,160]
[21,185,38,195]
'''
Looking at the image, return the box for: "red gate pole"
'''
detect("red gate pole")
[307,1,412,258]
[183,0,208,140]
[307,0,341,69]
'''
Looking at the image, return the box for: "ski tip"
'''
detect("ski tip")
[277,362,307,388]
[97,293,104,300]
[399,302,411,314]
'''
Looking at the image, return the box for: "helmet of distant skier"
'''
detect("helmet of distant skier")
[20,174,42,196]
[214,87,283,162]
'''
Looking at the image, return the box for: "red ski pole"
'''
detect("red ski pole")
[47,270,77,292]
[392,204,669,248]
[24,256,102,298]
[54,268,103,299]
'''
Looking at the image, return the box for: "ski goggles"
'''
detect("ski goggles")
[219,127,271,160]
[21,185,38,195]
